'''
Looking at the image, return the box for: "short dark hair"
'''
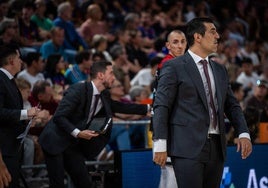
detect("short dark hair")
[150,56,163,67]
[230,82,243,93]
[186,17,215,47]
[24,52,41,66]
[241,57,253,65]
[90,61,112,79]
[75,50,91,65]
[0,44,20,67]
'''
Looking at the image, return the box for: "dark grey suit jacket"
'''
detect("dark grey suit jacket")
[0,70,24,156]
[39,81,147,158]
[152,52,249,160]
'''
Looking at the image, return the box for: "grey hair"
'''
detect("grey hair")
[57,2,71,16]
[129,85,144,101]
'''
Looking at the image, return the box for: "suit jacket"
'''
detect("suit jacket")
[0,70,24,156]
[152,52,249,160]
[39,81,147,158]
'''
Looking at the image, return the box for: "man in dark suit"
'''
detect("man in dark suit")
[152,17,252,188]
[0,44,40,188]
[39,61,149,188]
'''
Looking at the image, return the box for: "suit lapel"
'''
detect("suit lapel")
[0,71,23,108]
[85,82,93,116]
[184,52,208,111]
[209,60,222,111]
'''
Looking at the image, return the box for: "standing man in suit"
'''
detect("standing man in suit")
[39,61,150,188]
[152,17,252,188]
[0,44,40,188]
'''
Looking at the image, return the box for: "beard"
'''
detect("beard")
[102,80,111,89]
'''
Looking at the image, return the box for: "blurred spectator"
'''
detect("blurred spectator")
[64,50,92,84]
[29,80,58,117]
[123,12,140,30]
[18,2,44,51]
[130,55,162,94]
[44,54,67,88]
[238,40,260,71]
[92,51,106,62]
[110,45,131,93]
[126,29,149,78]
[31,0,53,40]
[79,3,108,45]
[0,19,21,46]
[236,57,260,98]
[39,26,69,62]
[17,52,45,89]
[184,3,196,22]
[53,2,88,51]
[0,0,12,24]
[138,11,156,48]
[260,64,268,83]
[230,81,245,109]
[91,34,112,62]
[111,27,130,50]
[245,80,268,123]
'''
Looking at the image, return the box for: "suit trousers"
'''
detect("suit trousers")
[43,144,93,188]
[171,135,224,188]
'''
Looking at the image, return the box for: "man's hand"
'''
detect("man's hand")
[153,152,167,167]
[77,130,99,140]
[0,155,11,188]
[27,107,41,118]
[236,138,252,159]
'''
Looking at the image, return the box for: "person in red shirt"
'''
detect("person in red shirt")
[157,30,187,69]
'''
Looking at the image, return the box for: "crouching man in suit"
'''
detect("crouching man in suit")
[39,61,150,188]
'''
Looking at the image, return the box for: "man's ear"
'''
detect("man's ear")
[166,41,171,50]
[97,71,104,80]
[194,33,202,42]
[8,56,14,66]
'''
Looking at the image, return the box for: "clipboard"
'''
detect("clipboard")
[88,117,112,134]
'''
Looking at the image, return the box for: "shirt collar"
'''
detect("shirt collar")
[188,50,209,65]
[0,68,13,80]
[91,81,100,95]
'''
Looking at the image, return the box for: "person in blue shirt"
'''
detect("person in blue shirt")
[40,27,68,61]
[53,2,88,51]
[64,51,92,84]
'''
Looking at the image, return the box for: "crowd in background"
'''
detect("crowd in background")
[0,0,268,183]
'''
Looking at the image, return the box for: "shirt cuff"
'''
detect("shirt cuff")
[147,104,151,113]
[20,110,28,120]
[71,128,81,138]
[153,139,167,152]
[238,133,251,140]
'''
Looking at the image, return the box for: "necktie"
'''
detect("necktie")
[91,94,100,118]
[86,94,100,125]
[200,60,217,129]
